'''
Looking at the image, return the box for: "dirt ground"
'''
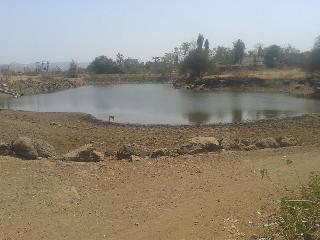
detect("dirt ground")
[1,110,320,239]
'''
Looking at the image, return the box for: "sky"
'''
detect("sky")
[0,0,320,64]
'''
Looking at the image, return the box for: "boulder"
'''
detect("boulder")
[0,142,11,156]
[179,137,222,154]
[63,144,104,162]
[244,144,258,151]
[220,138,241,151]
[276,136,298,147]
[255,137,279,149]
[32,139,56,158]
[150,148,171,158]
[12,137,38,160]
[116,144,148,160]
[116,144,135,160]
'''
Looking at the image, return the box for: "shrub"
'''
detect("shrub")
[278,174,320,239]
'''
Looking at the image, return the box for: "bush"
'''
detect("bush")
[278,174,320,239]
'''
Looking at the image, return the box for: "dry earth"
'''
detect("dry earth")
[1,110,320,239]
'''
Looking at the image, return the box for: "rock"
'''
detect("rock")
[179,137,222,154]
[255,137,279,149]
[131,155,142,161]
[244,144,258,151]
[150,148,170,158]
[220,138,241,151]
[92,150,105,161]
[104,149,116,157]
[12,137,38,160]
[240,139,253,146]
[276,136,298,147]
[32,139,56,158]
[0,142,11,156]
[116,144,148,160]
[116,144,135,160]
[63,144,104,162]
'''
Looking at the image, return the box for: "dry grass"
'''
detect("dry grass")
[205,68,307,81]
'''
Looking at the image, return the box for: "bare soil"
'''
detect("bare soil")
[1,110,320,239]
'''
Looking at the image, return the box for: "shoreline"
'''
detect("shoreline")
[1,108,320,239]
[173,76,318,97]
[2,71,318,99]
[1,109,319,154]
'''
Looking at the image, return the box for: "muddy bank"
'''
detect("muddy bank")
[173,77,317,96]
[0,109,319,157]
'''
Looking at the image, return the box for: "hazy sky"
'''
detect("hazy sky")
[1,0,319,64]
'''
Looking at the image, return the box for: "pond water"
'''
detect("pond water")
[1,84,319,125]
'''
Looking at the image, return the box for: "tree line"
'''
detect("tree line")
[85,34,320,78]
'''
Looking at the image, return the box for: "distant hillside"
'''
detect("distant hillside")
[0,62,89,72]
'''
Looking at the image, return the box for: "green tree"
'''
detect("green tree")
[180,42,191,59]
[180,49,209,78]
[180,34,210,78]
[309,36,320,73]
[197,34,204,50]
[204,39,210,53]
[67,60,78,77]
[282,45,305,68]
[212,46,234,65]
[264,45,281,68]
[87,56,121,74]
[233,39,246,64]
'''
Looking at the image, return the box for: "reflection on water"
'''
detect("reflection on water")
[0,84,320,125]
[186,112,210,124]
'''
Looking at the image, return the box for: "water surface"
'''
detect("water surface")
[1,84,319,125]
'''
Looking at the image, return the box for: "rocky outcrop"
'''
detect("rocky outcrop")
[12,137,39,160]
[0,142,12,156]
[116,144,148,160]
[150,148,175,158]
[63,144,104,162]
[276,136,298,147]
[32,139,56,158]
[9,77,84,96]
[179,137,222,155]
[255,137,280,149]
[220,136,298,151]
[11,137,56,160]
[173,77,265,91]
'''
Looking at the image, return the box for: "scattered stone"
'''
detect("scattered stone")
[0,142,11,156]
[63,144,104,162]
[244,144,258,151]
[116,144,135,160]
[220,138,241,151]
[32,139,56,158]
[104,149,116,157]
[131,155,142,161]
[276,136,298,147]
[116,144,148,160]
[255,137,279,149]
[12,137,38,160]
[241,139,252,146]
[179,137,222,154]
[150,148,170,158]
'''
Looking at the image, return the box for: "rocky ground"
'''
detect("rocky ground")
[1,110,320,239]
[8,77,85,96]
[173,76,318,97]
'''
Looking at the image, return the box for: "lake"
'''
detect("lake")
[1,84,319,125]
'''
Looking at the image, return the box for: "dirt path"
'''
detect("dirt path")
[1,147,319,239]
[1,110,320,239]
